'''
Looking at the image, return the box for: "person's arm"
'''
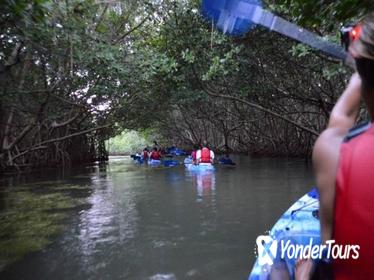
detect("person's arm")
[327,73,362,130]
[313,73,361,243]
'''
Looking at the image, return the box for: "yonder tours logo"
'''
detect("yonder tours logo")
[256,235,278,265]
[256,235,360,265]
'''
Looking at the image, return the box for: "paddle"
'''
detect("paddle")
[202,0,349,63]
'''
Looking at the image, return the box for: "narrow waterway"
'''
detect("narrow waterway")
[0,156,314,280]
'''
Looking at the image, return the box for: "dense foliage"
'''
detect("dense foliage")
[1,0,373,171]
[107,130,156,155]
[0,0,156,171]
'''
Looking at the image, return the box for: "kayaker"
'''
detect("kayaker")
[142,148,149,160]
[191,144,199,164]
[219,154,235,165]
[159,147,166,156]
[312,13,374,279]
[150,147,161,160]
[196,142,214,164]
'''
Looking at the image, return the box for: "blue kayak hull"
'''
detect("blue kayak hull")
[163,160,179,167]
[184,157,193,164]
[185,163,215,172]
[249,189,320,280]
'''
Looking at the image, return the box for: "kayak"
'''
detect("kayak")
[184,157,193,164]
[185,163,215,172]
[148,159,162,165]
[148,159,179,167]
[163,160,179,167]
[173,149,188,156]
[249,188,320,280]
[166,147,188,156]
[130,154,142,161]
[130,155,144,164]
[218,157,236,166]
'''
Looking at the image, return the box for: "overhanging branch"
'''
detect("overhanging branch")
[204,90,319,136]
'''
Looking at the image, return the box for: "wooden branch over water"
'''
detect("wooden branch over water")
[10,124,111,162]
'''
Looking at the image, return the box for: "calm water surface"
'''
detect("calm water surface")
[0,156,314,280]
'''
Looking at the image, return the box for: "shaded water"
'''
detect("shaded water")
[0,156,313,280]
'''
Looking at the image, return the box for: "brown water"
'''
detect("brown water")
[0,156,314,280]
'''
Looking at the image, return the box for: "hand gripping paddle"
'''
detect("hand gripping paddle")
[202,0,348,62]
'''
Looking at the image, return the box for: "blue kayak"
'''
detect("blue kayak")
[184,157,193,164]
[130,154,142,161]
[163,160,179,167]
[166,147,188,156]
[148,159,162,165]
[147,159,179,167]
[249,189,320,280]
[218,157,236,166]
[185,163,215,172]
[130,155,144,164]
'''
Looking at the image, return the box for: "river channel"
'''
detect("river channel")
[0,155,314,280]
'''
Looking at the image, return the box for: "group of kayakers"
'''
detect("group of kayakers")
[134,141,236,167]
[138,142,216,165]
[142,147,162,161]
[134,143,215,164]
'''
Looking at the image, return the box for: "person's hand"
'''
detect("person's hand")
[295,258,313,280]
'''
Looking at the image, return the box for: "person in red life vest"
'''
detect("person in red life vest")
[196,142,214,164]
[150,147,161,160]
[159,147,166,156]
[191,144,199,164]
[142,148,149,160]
[311,13,374,280]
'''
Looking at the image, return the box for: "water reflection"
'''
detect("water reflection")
[191,171,216,201]
[77,165,139,275]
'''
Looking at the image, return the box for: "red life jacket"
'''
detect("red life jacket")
[191,150,197,161]
[200,147,211,163]
[333,124,374,279]
[150,151,160,160]
[143,151,149,159]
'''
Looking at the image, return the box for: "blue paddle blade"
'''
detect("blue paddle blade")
[202,0,262,36]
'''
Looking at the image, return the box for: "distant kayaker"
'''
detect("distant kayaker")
[150,147,161,160]
[191,144,199,164]
[142,148,149,160]
[159,147,166,156]
[311,13,374,280]
[196,142,214,164]
[219,154,235,165]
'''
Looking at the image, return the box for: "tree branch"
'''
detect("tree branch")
[11,124,111,162]
[204,90,319,136]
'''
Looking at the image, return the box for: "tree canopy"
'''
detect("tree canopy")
[1,0,373,171]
